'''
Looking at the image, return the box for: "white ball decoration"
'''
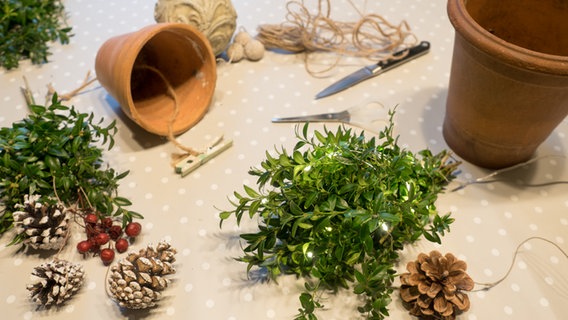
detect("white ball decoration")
[233,30,252,45]
[154,0,238,56]
[226,42,244,63]
[244,40,265,61]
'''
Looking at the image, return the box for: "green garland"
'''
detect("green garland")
[220,110,460,319]
[0,0,72,70]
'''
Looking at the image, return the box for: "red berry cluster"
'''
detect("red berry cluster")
[76,213,142,265]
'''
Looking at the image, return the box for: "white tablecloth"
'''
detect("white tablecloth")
[1,1,567,319]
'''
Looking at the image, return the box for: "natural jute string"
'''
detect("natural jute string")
[256,0,417,75]
[133,65,200,162]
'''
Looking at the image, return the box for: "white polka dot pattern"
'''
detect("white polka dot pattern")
[0,0,567,319]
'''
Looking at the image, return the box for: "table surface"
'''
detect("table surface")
[1,1,568,319]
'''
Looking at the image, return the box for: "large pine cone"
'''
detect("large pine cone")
[108,240,177,309]
[13,194,70,250]
[27,259,85,307]
[400,251,474,320]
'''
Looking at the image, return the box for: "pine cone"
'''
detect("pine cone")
[108,240,177,309]
[27,259,85,307]
[400,251,474,320]
[12,194,70,250]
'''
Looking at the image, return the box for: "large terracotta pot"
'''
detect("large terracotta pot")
[444,0,568,169]
[95,23,216,136]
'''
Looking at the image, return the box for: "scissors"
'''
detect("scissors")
[271,101,389,133]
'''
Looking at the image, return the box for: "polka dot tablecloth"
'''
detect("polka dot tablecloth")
[1,1,568,319]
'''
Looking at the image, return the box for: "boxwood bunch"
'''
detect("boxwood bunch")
[220,110,460,319]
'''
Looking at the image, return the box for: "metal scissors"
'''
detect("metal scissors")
[271,101,389,133]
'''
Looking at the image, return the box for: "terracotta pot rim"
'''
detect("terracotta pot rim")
[448,0,568,75]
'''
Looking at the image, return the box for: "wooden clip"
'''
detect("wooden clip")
[175,138,233,177]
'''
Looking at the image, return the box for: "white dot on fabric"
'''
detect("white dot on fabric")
[491,248,500,256]
[185,283,193,292]
[201,262,210,270]
[167,307,176,316]
[182,248,191,256]
[544,277,554,285]
[498,228,507,236]
[14,258,22,266]
[222,278,232,286]
[6,295,16,304]
[483,268,493,277]
[180,217,188,224]
[550,256,560,264]
[540,297,549,307]
[23,311,33,320]
[529,224,538,231]
[504,306,513,315]
[243,292,253,302]
[145,193,153,200]
[510,283,520,292]
[88,281,97,290]
[266,309,276,318]
[206,299,215,308]
[465,235,475,243]
[65,305,75,313]
[144,222,154,230]
[517,260,527,270]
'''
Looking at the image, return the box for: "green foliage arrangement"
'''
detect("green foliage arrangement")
[0,0,72,70]
[0,93,140,242]
[220,111,460,319]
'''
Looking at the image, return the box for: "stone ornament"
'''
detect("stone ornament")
[154,0,238,56]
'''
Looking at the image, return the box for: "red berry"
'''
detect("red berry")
[108,225,123,240]
[95,233,110,245]
[115,238,129,253]
[125,222,142,237]
[88,238,100,252]
[100,248,115,265]
[84,213,98,225]
[76,240,92,254]
[101,217,113,229]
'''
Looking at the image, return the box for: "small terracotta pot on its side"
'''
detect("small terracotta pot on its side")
[95,23,216,136]
[444,0,568,169]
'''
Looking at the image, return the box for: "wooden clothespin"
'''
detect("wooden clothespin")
[174,136,233,177]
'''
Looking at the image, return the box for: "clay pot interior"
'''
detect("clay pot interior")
[129,29,211,135]
[465,0,568,56]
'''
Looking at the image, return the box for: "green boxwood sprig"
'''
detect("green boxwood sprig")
[0,93,141,241]
[220,110,460,319]
[0,0,72,70]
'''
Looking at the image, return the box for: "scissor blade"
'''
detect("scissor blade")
[315,68,373,100]
[272,110,350,123]
[315,41,431,99]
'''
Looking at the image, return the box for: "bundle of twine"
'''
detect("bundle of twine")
[256,0,417,74]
